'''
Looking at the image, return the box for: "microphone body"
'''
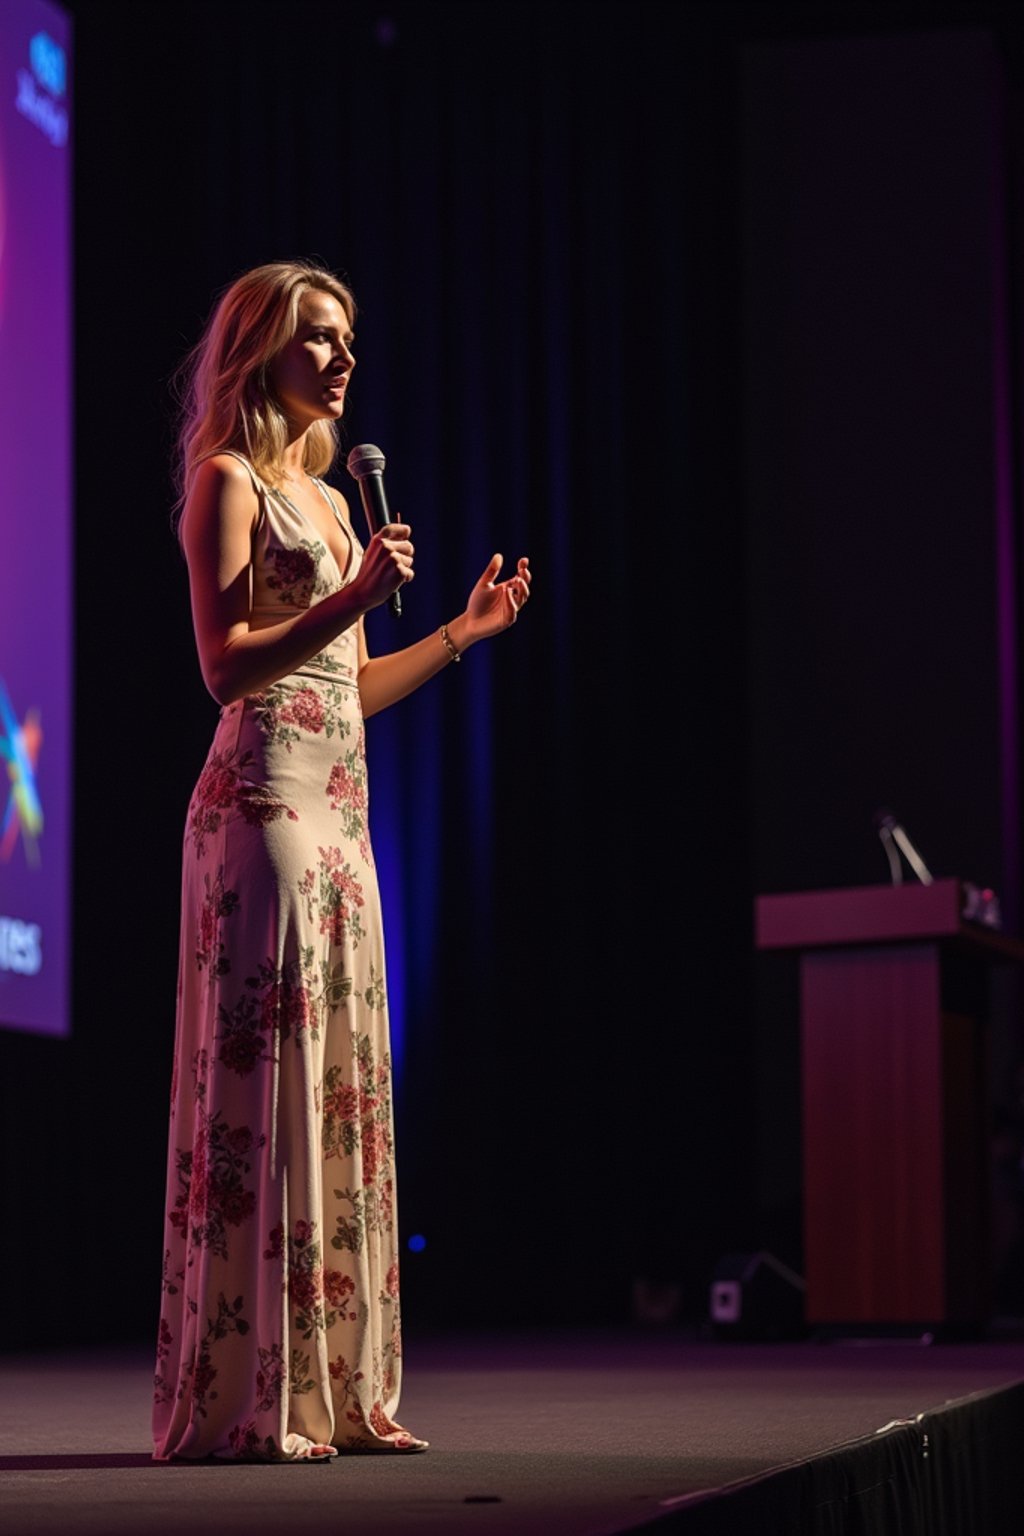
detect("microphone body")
[346,443,402,617]
[877,821,902,885]
[873,809,934,885]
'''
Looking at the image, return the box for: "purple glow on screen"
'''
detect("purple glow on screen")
[991,109,1020,937]
[0,0,71,1036]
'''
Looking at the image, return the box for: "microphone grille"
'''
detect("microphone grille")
[347,443,386,479]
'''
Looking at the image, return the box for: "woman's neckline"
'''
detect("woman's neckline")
[270,478,355,585]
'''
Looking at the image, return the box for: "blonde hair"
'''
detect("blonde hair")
[171,259,356,529]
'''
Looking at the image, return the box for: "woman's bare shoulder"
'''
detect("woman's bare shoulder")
[181,454,262,544]
[194,451,263,493]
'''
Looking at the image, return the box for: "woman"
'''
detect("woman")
[152,260,531,1462]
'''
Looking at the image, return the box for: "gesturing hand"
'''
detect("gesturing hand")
[464,554,532,641]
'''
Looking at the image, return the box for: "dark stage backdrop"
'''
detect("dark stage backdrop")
[742,25,1024,1298]
[6,0,1024,1353]
[0,0,752,1350]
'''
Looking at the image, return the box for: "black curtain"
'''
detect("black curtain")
[0,0,755,1348]
[0,0,766,1354]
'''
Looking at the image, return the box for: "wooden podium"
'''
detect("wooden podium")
[755,879,1024,1330]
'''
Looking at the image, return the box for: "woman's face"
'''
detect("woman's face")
[267,288,354,429]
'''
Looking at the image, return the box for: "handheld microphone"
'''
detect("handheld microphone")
[345,442,402,617]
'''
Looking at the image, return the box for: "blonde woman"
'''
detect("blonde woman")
[152,260,531,1462]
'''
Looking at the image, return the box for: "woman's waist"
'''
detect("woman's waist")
[279,659,359,688]
[248,611,358,680]
[239,633,360,688]
[214,671,363,754]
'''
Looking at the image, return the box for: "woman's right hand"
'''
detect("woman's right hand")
[352,522,414,609]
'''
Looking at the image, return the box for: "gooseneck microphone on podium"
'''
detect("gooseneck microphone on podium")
[346,442,402,617]
[873,808,934,886]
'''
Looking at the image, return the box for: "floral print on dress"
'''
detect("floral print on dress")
[322,1036,394,1201]
[154,461,417,1463]
[188,749,299,858]
[255,1342,286,1412]
[306,646,356,680]
[215,950,322,1079]
[264,539,333,607]
[326,727,372,864]
[251,678,355,753]
[215,991,273,1077]
[169,1105,266,1260]
[334,1259,403,1450]
[288,1218,327,1338]
[196,869,240,975]
[228,1419,276,1461]
[298,845,367,947]
[250,953,317,1042]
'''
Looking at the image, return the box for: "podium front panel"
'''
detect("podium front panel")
[802,942,946,1323]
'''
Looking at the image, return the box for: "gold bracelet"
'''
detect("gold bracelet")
[439,623,461,663]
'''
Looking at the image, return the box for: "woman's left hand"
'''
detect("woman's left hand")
[463,554,532,641]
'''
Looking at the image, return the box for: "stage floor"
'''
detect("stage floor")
[3,1328,1024,1534]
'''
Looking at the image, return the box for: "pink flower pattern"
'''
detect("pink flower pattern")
[195,868,240,975]
[214,952,321,1079]
[299,844,367,948]
[168,1105,264,1260]
[188,749,299,858]
[251,678,356,753]
[264,539,332,607]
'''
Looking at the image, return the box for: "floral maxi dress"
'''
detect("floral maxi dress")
[153,454,409,1460]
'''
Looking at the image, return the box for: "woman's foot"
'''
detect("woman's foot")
[340,1430,429,1454]
[387,1433,429,1453]
[295,1443,338,1461]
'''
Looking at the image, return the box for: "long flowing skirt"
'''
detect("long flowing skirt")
[152,674,409,1460]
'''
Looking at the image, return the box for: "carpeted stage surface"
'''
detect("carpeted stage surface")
[3,1330,1024,1534]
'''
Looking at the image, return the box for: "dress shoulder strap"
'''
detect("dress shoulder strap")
[311,475,344,520]
[312,476,363,547]
[190,449,268,541]
[196,448,268,498]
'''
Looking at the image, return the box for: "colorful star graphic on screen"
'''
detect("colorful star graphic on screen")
[0,677,43,866]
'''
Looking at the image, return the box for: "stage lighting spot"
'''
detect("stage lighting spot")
[408,1233,427,1252]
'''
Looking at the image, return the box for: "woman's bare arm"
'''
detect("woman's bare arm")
[356,619,470,719]
[180,455,411,705]
[357,553,531,719]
